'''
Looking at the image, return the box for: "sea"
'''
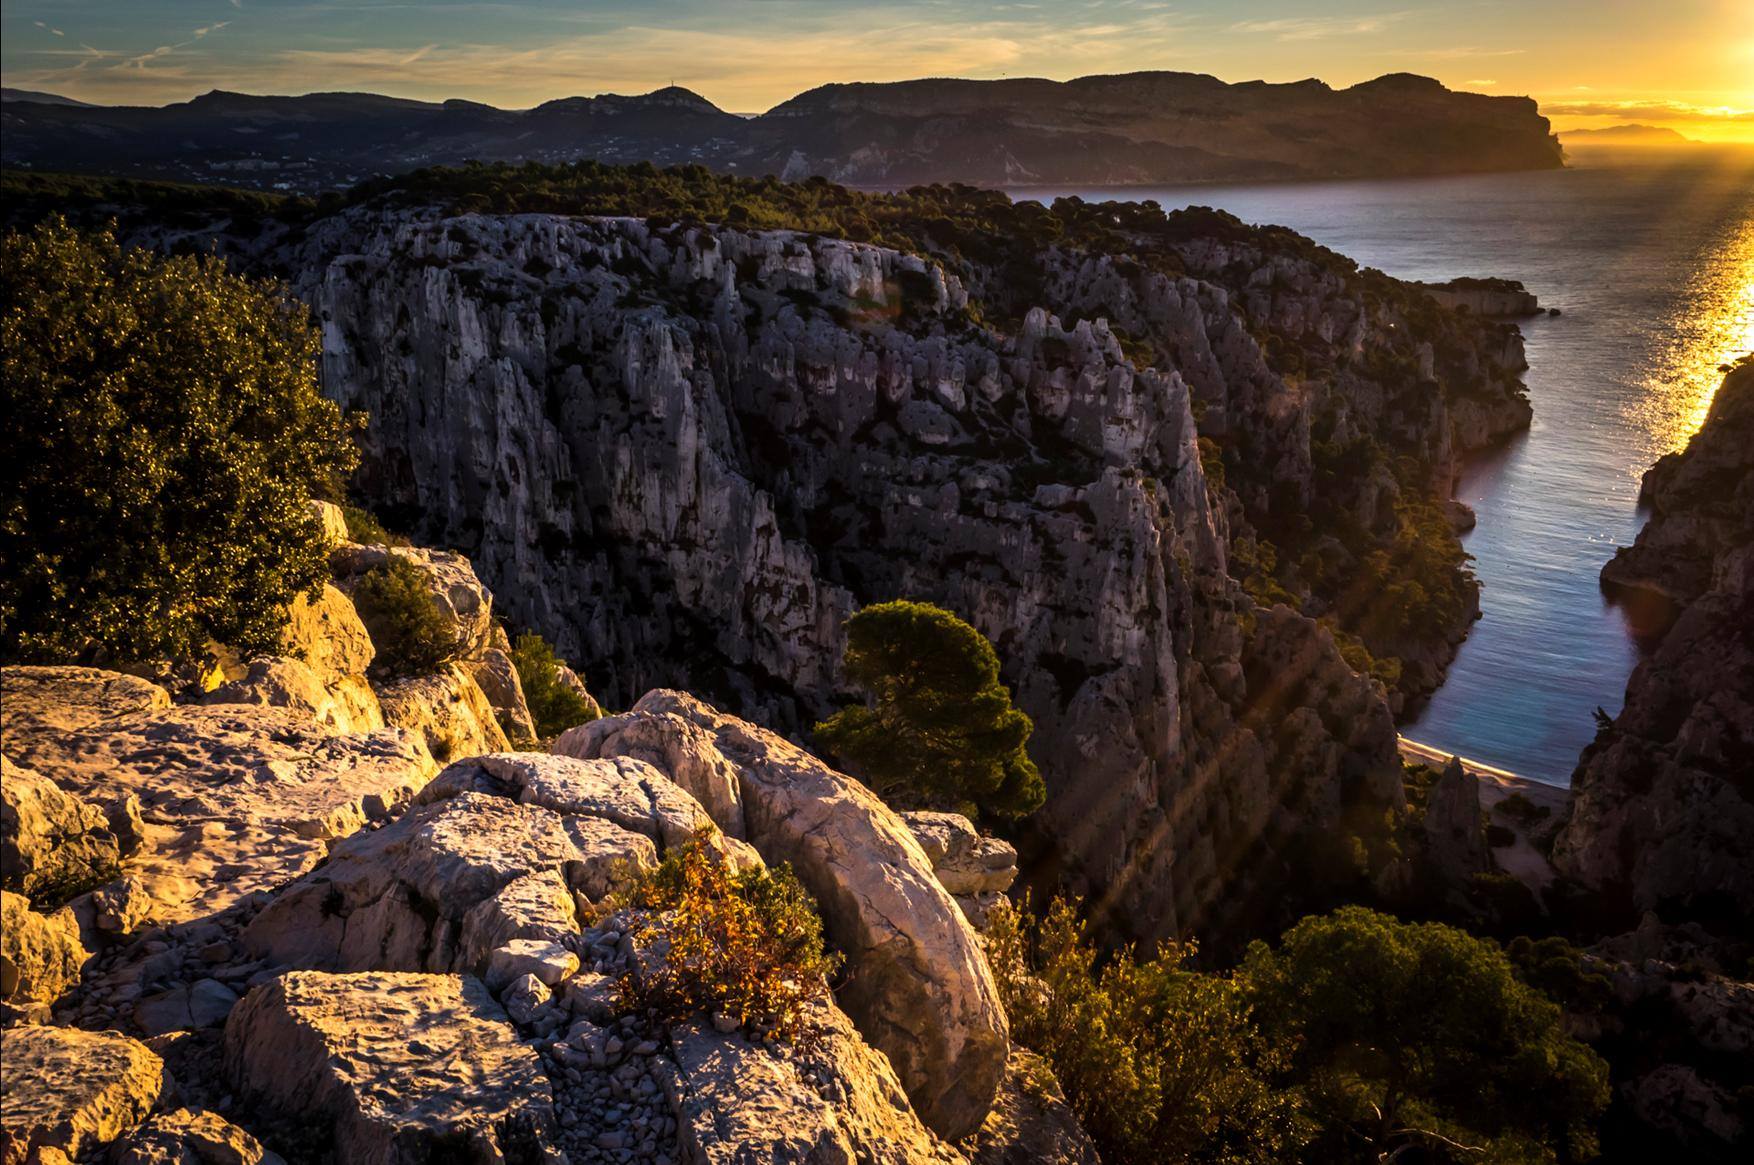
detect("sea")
[1017,145,1754,785]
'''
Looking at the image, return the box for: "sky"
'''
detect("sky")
[3,1,1752,142]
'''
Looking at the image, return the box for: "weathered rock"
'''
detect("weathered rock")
[277,209,1477,951]
[1,680,435,928]
[1622,1063,1745,1150]
[595,691,1008,1141]
[421,753,745,860]
[1422,757,1492,886]
[1,756,121,903]
[456,870,580,978]
[558,710,747,839]
[242,792,649,974]
[203,655,384,735]
[279,582,376,686]
[967,1051,1102,1165]
[900,812,1017,896]
[376,663,511,765]
[0,667,170,737]
[308,499,351,547]
[1600,356,1754,612]
[109,1108,281,1165]
[0,891,87,1023]
[666,998,963,1165]
[133,978,240,1036]
[223,971,559,1164]
[1557,358,1754,927]
[332,544,497,662]
[466,633,540,746]
[484,939,579,992]
[0,1026,168,1162]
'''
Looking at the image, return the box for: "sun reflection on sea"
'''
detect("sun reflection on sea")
[1630,210,1754,463]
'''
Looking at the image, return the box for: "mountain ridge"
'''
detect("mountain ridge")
[0,69,1561,192]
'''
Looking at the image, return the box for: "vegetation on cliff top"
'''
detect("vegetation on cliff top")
[992,896,1609,1165]
[610,831,840,1042]
[815,600,1045,821]
[0,217,355,665]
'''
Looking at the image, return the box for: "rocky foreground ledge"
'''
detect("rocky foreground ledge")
[0,504,1061,1165]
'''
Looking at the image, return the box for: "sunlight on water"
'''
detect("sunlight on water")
[1639,217,1754,459]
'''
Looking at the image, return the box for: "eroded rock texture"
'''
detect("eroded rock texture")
[208,203,1529,944]
[1557,356,1754,926]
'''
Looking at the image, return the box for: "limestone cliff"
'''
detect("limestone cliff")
[143,183,1526,942]
[1555,356,1754,928]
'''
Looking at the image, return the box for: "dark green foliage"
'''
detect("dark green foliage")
[351,555,460,676]
[0,218,356,665]
[1506,935,1612,1016]
[339,503,408,547]
[987,896,1307,1165]
[613,830,841,1042]
[814,600,1045,821]
[510,629,598,738]
[1241,906,1610,1163]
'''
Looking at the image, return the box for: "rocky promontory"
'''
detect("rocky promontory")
[1,505,1050,1164]
[1555,356,1754,927]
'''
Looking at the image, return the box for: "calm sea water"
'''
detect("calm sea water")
[1019,147,1754,785]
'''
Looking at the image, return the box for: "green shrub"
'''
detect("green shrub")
[339,503,407,547]
[510,630,598,737]
[1241,906,1610,1163]
[351,554,460,676]
[986,896,1306,1165]
[814,600,1045,821]
[0,218,356,664]
[614,831,840,1041]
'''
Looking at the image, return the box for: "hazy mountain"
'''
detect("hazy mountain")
[1562,123,1693,145]
[0,71,1562,192]
[0,87,95,107]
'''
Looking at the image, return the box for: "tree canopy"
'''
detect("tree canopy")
[814,600,1045,821]
[1240,905,1610,1164]
[0,218,356,665]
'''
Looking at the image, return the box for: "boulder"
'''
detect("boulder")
[1,674,435,927]
[666,998,963,1165]
[376,663,510,765]
[242,792,651,974]
[1,756,121,903]
[456,870,580,978]
[557,710,746,838]
[0,891,87,1023]
[967,1051,1102,1165]
[588,690,1009,1141]
[203,656,383,735]
[898,813,1017,897]
[223,971,559,1164]
[0,1026,168,1162]
[278,582,376,688]
[465,639,540,746]
[110,1108,281,1165]
[133,978,241,1037]
[332,544,496,661]
[420,753,751,862]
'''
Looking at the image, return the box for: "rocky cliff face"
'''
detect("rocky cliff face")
[1555,356,1754,929]
[169,191,1530,942]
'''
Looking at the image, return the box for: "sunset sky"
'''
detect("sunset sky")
[4,0,1751,142]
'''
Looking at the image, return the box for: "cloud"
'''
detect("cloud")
[1544,99,1754,122]
[34,21,66,37]
[1467,79,1498,87]
[1230,12,1408,41]
[193,23,232,40]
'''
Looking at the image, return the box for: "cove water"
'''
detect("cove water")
[1018,146,1754,784]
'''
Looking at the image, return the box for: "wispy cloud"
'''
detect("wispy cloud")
[33,21,66,38]
[1544,99,1754,122]
[1229,12,1408,42]
[193,23,232,40]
